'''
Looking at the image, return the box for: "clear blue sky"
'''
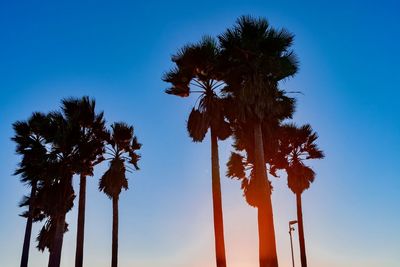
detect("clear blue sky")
[1,1,399,266]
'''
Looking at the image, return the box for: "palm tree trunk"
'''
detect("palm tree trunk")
[20,181,37,267]
[253,122,278,267]
[296,193,307,267]
[48,176,71,267]
[75,174,86,267]
[112,196,119,267]
[48,213,66,267]
[210,129,227,267]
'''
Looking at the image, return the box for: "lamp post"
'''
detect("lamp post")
[289,220,298,267]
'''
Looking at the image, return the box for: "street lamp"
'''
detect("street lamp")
[289,220,298,267]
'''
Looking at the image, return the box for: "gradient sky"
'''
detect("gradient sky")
[1,1,399,267]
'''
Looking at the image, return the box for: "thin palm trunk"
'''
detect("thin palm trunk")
[20,181,37,267]
[210,129,227,267]
[111,196,119,267]
[75,174,86,267]
[296,193,307,267]
[254,122,278,267]
[48,213,66,267]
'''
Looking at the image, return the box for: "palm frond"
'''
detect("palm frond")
[99,158,128,199]
[226,152,246,179]
[187,108,209,142]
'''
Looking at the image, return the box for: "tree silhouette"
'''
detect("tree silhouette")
[163,36,231,267]
[274,124,324,267]
[99,122,141,267]
[12,112,49,267]
[219,15,298,267]
[61,96,106,267]
[43,111,79,267]
[13,110,78,267]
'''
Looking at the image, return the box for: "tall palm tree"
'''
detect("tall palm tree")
[275,124,324,267]
[12,112,49,267]
[44,111,79,267]
[99,122,141,267]
[219,15,298,267]
[163,36,230,267]
[61,96,106,267]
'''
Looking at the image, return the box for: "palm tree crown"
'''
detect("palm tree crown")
[99,122,141,198]
[163,36,230,141]
[274,123,325,194]
[61,96,106,176]
[13,112,49,187]
[219,15,298,122]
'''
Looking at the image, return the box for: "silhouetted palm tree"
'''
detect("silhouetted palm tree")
[163,36,230,267]
[44,111,79,267]
[61,96,106,267]
[219,15,298,267]
[12,112,49,267]
[14,110,76,267]
[275,124,324,267]
[99,122,141,267]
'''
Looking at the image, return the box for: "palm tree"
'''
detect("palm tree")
[99,122,141,267]
[44,111,79,267]
[14,110,76,267]
[12,112,49,267]
[275,124,324,267]
[61,96,106,267]
[163,36,230,267]
[219,15,298,267]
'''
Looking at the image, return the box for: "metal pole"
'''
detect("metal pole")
[289,220,298,267]
[289,226,295,267]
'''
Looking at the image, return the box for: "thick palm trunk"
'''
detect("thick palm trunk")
[210,129,227,267]
[48,213,66,267]
[111,196,119,267]
[75,174,87,267]
[296,193,307,267]
[20,181,37,267]
[48,176,71,267]
[253,122,278,267]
